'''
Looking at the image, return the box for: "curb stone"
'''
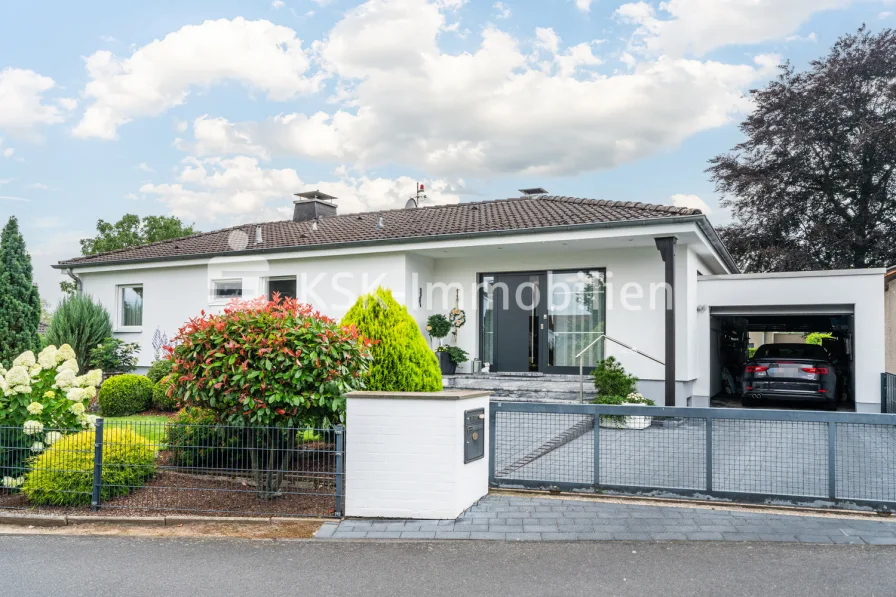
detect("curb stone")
[68,516,166,526]
[0,513,333,527]
[0,515,67,527]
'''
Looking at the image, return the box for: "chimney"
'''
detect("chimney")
[293,190,338,222]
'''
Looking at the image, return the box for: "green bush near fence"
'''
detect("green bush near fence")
[21,427,156,505]
[165,407,246,469]
[146,359,173,384]
[98,374,153,417]
[151,376,179,412]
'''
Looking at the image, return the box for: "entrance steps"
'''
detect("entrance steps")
[442,372,596,402]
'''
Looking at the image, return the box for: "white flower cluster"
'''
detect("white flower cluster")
[22,420,44,435]
[0,476,24,489]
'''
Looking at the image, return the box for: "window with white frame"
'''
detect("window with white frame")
[211,279,243,302]
[118,285,143,329]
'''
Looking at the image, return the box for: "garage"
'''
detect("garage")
[708,305,855,411]
[695,269,886,413]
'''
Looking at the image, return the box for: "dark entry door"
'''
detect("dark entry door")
[492,273,545,373]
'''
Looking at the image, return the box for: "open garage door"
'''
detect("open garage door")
[709,306,855,411]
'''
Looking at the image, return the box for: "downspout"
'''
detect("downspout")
[64,268,83,294]
[654,237,677,407]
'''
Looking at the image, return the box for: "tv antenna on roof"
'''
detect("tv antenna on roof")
[405,183,427,209]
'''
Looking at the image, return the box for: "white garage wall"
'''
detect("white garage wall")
[696,269,887,412]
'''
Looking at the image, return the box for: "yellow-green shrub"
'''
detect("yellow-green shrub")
[21,427,156,505]
[342,287,442,392]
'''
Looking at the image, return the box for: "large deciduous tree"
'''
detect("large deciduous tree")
[0,217,41,365]
[709,26,896,272]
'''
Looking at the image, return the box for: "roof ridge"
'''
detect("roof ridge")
[541,195,700,215]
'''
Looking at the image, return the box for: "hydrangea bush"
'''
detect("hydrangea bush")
[0,345,101,488]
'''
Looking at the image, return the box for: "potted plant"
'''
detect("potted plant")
[426,314,454,374]
[435,345,469,375]
[593,392,656,429]
[590,357,654,429]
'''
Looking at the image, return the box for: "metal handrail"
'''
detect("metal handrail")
[577,334,665,402]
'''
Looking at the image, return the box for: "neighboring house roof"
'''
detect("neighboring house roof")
[55,195,736,271]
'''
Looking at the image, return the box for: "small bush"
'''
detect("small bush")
[166,407,246,469]
[151,376,178,412]
[146,359,173,384]
[342,287,442,392]
[21,427,156,506]
[88,337,140,374]
[591,357,638,398]
[45,295,112,373]
[98,374,153,417]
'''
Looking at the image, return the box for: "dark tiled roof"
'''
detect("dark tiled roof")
[57,196,702,268]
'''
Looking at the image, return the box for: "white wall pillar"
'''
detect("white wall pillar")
[345,391,491,519]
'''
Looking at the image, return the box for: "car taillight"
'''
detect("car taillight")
[801,367,829,375]
[746,365,769,373]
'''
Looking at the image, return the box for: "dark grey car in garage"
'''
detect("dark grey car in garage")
[742,343,839,410]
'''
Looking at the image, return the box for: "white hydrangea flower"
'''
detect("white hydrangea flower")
[66,387,88,402]
[30,441,45,453]
[81,414,98,430]
[44,431,62,446]
[23,420,44,436]
[69,402,86,416]
[29,364,43,378]
[83,369,103,388]
[0,476,23,489]
[26,402,43,415]
[57,359,79,374]
[0,375,6,394]
[37,346,57,369]
[12,385,30,395]
[12,351,36,368]
[54,369,76,389]
[5,366,30,388]
[84,386,97,400]
[55,344,76,364]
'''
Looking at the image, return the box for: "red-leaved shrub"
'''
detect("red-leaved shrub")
[167,294,373,428]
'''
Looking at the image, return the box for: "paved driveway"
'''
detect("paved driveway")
[319,494,896,543]
[493,413,896,504]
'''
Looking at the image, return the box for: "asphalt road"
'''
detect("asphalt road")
[2,536,896,597]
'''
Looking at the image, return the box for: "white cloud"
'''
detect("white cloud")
[3,148,13,158]
[272,0,285,7]
[138,162,155,173]
[670,193,711,214]
[880,11,892,19]
[185,0,776,178]
[138,155,461,224]
[493,2,511,19]
[575,0,593,12]
[785,32,817,42]
[616,0,854,57]
[0,195,28,202]
[0,178,11,185]
[74,17,321,139]
[99,35,116,42]
[0,68,68,136]
[29,182,49,190]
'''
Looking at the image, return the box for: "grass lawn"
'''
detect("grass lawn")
[105,415,171,444]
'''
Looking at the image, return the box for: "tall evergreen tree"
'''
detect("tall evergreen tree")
[0,216,41,365]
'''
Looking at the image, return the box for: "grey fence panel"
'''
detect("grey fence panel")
[491,401,896,511]
[0,420,344,518]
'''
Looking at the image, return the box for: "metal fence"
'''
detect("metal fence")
[0,419,344,518]
[882,373,896,414]
[490,401,896,511]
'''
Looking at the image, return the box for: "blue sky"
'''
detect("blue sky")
[0,0,892,300]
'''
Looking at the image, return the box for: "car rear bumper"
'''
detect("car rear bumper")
[742,391,834,403]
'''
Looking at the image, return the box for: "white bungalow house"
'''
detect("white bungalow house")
[54,190,889,412]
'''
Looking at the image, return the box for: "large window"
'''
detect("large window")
[547,270,606,368]
[267,277,297,301]
[118,285,143,329]
[479,276,496,365]
[211,279,243,302]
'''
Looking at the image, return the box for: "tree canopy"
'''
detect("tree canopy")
[0,217,41,365]
[80,214,197,256]
[709,26,896,272]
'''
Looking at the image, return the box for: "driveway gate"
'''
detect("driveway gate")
[490,401,896,511]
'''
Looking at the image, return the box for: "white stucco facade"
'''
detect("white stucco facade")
[69,218,888,411]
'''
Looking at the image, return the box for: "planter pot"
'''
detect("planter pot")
[598,403,652,430]
[437,351,457,375]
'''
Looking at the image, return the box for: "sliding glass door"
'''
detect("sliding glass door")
[545,269,606,373]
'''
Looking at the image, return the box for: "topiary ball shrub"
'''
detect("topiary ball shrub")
[146,359,173,384]
[98,374,153,417]
[151,376,179,412]
[342,287,442,392]
[21,427,156,505]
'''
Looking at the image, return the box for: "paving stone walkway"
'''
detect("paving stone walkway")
[316,494,896,544]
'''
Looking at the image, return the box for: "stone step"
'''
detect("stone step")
[443,373,596,403]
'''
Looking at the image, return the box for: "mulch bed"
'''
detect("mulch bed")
[0,457,340,519]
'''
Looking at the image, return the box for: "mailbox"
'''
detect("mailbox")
[464,408,485,463]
